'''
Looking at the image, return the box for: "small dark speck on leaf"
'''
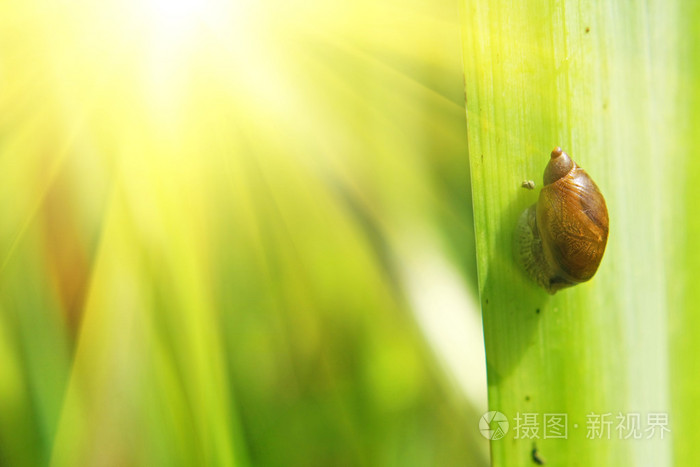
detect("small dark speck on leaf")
[485,299,489,305]
[532,445,545,465]
[525,395,530,401]
[536,308,540,314]
[585,26,590,33]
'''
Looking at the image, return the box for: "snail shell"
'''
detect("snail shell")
[515,147,609,294]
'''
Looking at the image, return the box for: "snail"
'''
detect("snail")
[515,147,609,294]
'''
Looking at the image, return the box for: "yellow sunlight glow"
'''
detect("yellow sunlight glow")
[144,0,212,33]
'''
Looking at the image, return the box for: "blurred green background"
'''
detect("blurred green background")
[0,0,488,466]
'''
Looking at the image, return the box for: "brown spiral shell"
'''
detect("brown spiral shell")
[516,147,609,294]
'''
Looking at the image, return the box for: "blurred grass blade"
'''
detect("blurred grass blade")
[0,0,488,465]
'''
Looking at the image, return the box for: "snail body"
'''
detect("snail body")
[516,147,608,294]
